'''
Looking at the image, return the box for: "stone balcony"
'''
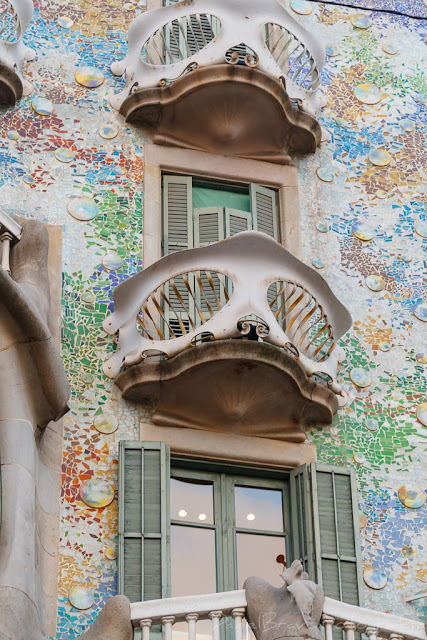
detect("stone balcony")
[109,0,326,162]
[0,0,35,104]
[103,232,352,441]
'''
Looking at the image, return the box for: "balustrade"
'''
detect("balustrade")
[130,590,426,640]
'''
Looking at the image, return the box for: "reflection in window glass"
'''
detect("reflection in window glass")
[171,525,217,596]
[236,533,285,588]
[171,477,214,524]
[235,486,283,532]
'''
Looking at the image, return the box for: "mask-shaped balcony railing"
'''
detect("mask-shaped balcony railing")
[103,232,351,398]
[0,0,35,104]
[110,0,326,117]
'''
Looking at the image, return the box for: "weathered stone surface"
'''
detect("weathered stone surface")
[117,340,338,441]
[244,560,324,640]
[0,218,70,640]
[121,65,321,162]
[77,597,134,640]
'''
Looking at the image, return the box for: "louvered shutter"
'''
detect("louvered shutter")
[290,463,362,634]
[225,208,252,236]
[289,464,315,579]
[163,175,193,255]
[311,464,362,607]
[250,184,280,312]
[194,207,226,315]
[118,441,171,604]
[163,175,194,336]
[250,184,279,240]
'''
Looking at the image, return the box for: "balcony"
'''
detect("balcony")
[109,0,326,161]
[128,590,426,640]
[103,232,351,440]
[0,0,35,104]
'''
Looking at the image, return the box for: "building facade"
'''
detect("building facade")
[0,0,426,639]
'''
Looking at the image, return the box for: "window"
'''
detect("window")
[163,175,279,256]
[170,468,288,597]
[161,175,281,337]
[118,442,363,619]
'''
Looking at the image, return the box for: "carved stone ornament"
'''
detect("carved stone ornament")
[244,560,325,640]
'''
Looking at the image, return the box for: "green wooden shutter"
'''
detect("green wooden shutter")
[194,207,225,247]
[311,464,363,607]
[163,175,194,336]
[118,441,171,603]
[163,175,193,256]
[290,463,362,608]
[250,183,279,240]
[194,207,226,316]
[289,464,315,579]
[225,208,252,236]
[250,184,280,312]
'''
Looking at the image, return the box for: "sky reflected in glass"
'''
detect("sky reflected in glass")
[235,486,283,531]
[236,533,285,588]
[171,477,214,524]
[171,525,217,597]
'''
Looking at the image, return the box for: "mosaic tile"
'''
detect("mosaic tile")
[0,0,424,634]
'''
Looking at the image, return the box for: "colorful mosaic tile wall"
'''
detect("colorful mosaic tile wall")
[0,0,425,636]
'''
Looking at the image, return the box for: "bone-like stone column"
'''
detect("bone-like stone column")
[0,218,70,640]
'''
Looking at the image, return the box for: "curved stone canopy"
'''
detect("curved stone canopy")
[0,61,23,105]
[120,65,321,162]
[115,340,338,441]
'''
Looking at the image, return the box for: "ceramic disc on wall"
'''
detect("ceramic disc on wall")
[350,368,371,388]
[75,66,105,88]
[363,567,387,590]
[68,197,99,221]
[94,413,119,434]
[68,586,94,610]
[352,220,375,241]
[398,485,426,509]
[31,97,54,116]
[80,479,114,508]
[354,83,382,105]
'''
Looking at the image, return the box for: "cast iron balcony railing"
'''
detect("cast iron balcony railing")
[110,0,326,116]
[129,590,427,640]
[103,232,351,398]
[0,0,34,103]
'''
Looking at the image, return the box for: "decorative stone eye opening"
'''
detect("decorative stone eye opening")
[141,13,222,67]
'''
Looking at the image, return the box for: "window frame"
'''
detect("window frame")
[143,144,301,270]
[170,462,291,596]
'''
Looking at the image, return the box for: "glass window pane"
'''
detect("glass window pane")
[235,486,284,531]
[171,477,214,524]
[236,533,285,588]
[171,525,217,596]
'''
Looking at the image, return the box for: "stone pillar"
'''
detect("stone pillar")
[0,219,69,640]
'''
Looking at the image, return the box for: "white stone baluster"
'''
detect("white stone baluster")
[343,621,356,640]
[389,635,404,640]
[209,610,223,640]
[162,616,176,640]
[0,232,12,274]
[321,615,335,640]
[140,619,152,640]
[186,613,199,640]
[365,627,379,640]
[232,607,246,640]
